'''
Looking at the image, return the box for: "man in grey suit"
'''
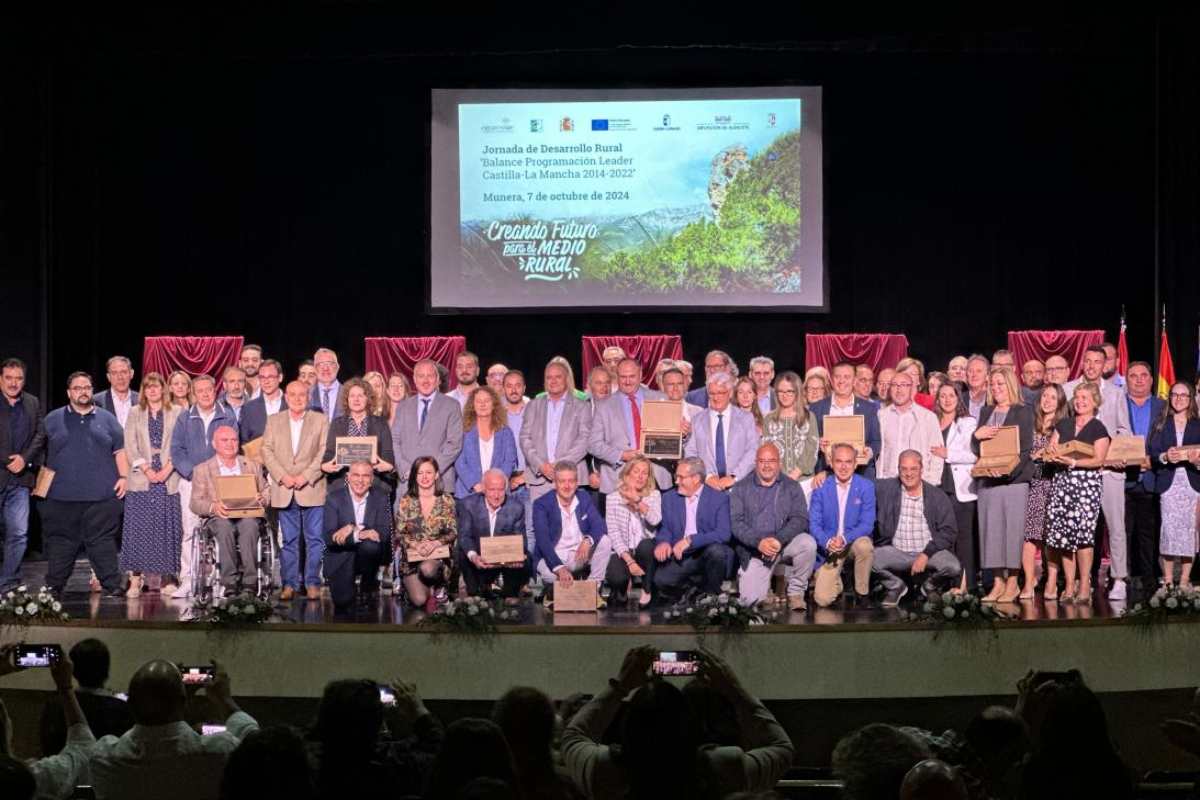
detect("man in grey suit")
[685,372,758,492]
[391,359,463,497]
[588,358,673,509]
[1063,345,1132,601]
[520,360,593,507]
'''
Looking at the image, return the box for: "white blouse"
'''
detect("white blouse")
[603,489,663,556]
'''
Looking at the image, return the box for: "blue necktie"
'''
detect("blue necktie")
[419,398,430,431]
[715,412,727,477]
[321,387,331,417]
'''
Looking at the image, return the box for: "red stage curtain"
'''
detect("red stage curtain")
[142,336,244,379]
[1008,330,1104,381]
[582,335,683,386]
[364,336,467,388]
[805,333,909,373]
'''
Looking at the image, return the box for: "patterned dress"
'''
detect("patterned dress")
[761,410,820,478]
[1045,418,1109,552]
[1024,431,1053,542]
[393,493,458,577]
[1160,422,1200,557]
[120,411,183,573]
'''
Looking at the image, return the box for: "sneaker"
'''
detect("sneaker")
[881,584,909,607]
[1107,579,1127,601]
[171,584,193,599]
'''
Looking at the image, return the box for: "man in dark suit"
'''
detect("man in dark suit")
[238,359,285,446]
[653,456,735,601]
[809,361,881,479]
[93,355,138,427]
[532,461,610,588]
[873,450,961,606]
[0,357,45,592]
[457,469,529,598]
[1123,361,1167,584]
[39,638,134,755]
[322,461,391,613]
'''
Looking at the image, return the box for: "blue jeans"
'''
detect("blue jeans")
[0,485,30,589]
[278,502,324,590]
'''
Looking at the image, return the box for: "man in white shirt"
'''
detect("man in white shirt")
[239,359,284,445]
[89,659,258,800]
[500,370,534,544]
[532,462,611,589]
[877,372,943,484]
[94,356,137,427]
[748,356,777,415]
[309,348,342,421]
[446,351,482,408]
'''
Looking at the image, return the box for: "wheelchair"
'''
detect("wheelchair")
[190,515,279,604]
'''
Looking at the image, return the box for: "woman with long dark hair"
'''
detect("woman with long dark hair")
[393,455,457,612]
[1149,381,1200,587]
[1024,384,1068,597]
[930,381,978,592]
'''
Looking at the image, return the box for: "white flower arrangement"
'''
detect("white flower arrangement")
[663,591,779,633]
[903,590,1001,630]
[420,595,515,637]
[0,585,71,625]
[1127,585,1200,623]
[196,591,275,625]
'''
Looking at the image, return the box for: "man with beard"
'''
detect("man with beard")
[239,344,263,399]
[446,351,482,408]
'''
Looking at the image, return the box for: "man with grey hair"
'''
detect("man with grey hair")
[748,356,777,415]
[965,354,990,418]
[687,349,739,407]
[685,372,758,491]
[872,450,962,606]
[947,355,969,384]
[589,358,673,510]
[600,345,627,378]
[731,442,815,610]
[308,347,342,420]
[675,359,695,391]
[532,460,611,589]
[652,456,734,600]
[94,355,138,427]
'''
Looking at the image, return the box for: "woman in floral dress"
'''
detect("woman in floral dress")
[1023,384,1067,598]
[394,456,457,612]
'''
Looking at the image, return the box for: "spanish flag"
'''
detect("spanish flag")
[1156,322,1176,400]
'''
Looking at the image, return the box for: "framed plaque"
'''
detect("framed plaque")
[335,436,377,467]
[480,534,526,564]
[215,475,265,518]
[823,415,868,465]
[970,425,1020,477]
[640,400,683,459]
[407,543,451,562]
[554,579,599,612]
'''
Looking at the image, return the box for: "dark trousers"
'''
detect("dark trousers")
[325,539,383,609]
[652,542,734,598]
[1125,485,1160,581]
[40,498,122,593]
[457,548,529,597]
[945,492,978,586]
[208,517,260,590]
[604,539,657,602]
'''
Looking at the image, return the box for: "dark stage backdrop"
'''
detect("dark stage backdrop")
[3,12,1198,402]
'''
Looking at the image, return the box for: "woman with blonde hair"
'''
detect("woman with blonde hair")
[733,376,765,435]
[384,371,413,428]
[166,370,193,409]
[363,371,387,417]
[803,373,829,407]
[454,386,518,499]
[761,371,820,483]
[120,372,184,597]
[604,456,663,606]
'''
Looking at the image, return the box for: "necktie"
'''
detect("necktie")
[321,387,331,417]
[419,398,430,431]
[715,412,727,477]
[629,395,641,445]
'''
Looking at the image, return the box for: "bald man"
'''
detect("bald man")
[1044,355,1070,387]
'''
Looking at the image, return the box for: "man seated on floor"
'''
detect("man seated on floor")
[652,457,735,602]
[322,460,391,614]
[809,443,876,606]
[730,443,815,610]
[189,425,268,596]
[458,468,530,600]
[873,450,962,606]
[532,461,611,593]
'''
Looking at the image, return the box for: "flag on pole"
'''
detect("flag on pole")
[1156,306,1175,399]
[1116,306,1129,380]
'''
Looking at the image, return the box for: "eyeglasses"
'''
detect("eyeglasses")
[315,360,336,368]
[776,389,797,396]
[1170,392,1192,399]
[69,385,93,391]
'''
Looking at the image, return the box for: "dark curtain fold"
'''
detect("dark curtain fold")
[804,333,908,373]
[582,335,683,386]
[1007,330,1104,381]
[364,336,466,388]
[142,336,244,379]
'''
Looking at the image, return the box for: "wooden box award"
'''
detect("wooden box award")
[407,543,451,562]
[480,534,526,565]
[334,436,377,467]
[970,426,1020,477]
[1106,435,1150,469]
[215,475,266,518]
[823,415,868,465]
[554,579,600,612]
[1056,440,1096,460]
[639,400,683,459]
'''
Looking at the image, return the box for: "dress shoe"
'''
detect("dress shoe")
[305,586,321,601]
[170,584,193,599]
[279,586,296,601]
[788,594,807,612]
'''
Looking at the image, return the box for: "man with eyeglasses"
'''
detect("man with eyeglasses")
[307,348,343,421]
[876,371,943,485]
[810,361,881,480]
[94,356,138,428]
[1044,355,1070,387]
[40,372,129,596]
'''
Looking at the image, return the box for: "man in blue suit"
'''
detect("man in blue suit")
[809,443,876,605]
[1123,361,1167,583]
[653,456,735,602]
[458,469,529,598]
[322,461,391,614]
[532,460,611,589]
[238,359,284,445]
[809,361,881,479]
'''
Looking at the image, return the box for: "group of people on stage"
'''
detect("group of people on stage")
[1,338,1198,614]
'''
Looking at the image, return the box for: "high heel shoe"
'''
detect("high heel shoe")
[1074,592,1092,605]
[125,575,143,599]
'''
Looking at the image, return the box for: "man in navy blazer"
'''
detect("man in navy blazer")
[809,443,877,603]
[809,361,881,479]
[532,461,611,588]
[322,461,392,613]
[238,359,285,445]
[457,469,529,598]
[1123,361,1167,582]
[652,456,735,601]
[93,356,138,427]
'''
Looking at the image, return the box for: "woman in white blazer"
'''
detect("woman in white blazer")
[931,382,978,592]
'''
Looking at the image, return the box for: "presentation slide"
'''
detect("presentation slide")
[430,87,824,311]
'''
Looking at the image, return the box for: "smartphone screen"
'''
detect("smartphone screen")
[13,644,62,668]
[179,665,216,686]
[652,651,700,676]
[379,687,396,706]
[201,724,227,736]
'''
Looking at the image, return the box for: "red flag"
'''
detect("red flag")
[1157,328,1176,399]
[1116,311,1129,379]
